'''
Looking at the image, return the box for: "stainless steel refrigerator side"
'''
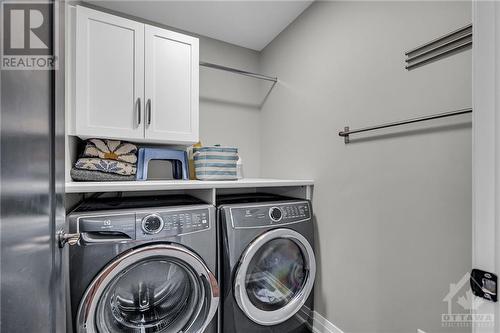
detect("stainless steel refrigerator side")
[53,1,67,332]
[0,1,66,332]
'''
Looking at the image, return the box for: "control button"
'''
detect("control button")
[269,207,283,222]
[141,214,164,234]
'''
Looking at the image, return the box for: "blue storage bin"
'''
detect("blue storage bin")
[193,146,238,180]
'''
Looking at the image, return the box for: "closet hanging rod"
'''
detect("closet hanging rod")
[200,61,278,83]
[405,40,472,70]
[405,24,472,56]
[405,32,472,63]
[338,108,472,144]
[405,23,472,70]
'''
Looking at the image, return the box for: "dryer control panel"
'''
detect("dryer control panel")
[230,201,311,229]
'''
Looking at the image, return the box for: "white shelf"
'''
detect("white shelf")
[65,178,314,193]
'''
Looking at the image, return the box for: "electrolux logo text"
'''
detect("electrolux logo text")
[1,1,57,70]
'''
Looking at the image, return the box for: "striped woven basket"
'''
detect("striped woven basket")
[193,146,238,180]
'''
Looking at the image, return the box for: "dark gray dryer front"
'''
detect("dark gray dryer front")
[67,195,219,333]
[218,194,316,333]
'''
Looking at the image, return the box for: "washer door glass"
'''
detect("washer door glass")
[96,258,201,332]
[245,238,306,311]
[77,244,219,333]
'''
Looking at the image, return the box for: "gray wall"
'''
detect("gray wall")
[199,37,262,177]
[259,2,472,332]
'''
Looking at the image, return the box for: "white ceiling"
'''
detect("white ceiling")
[86,1,313,51]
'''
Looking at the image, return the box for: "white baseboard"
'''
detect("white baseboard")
[311,311,345,333]
[295,305,345,333]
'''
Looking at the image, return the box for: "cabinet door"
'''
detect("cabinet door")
[76,6,144,140]
[144,25,199,144]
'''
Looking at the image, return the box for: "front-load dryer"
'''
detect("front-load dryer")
[218,194,316,333]
[67,195,219,333]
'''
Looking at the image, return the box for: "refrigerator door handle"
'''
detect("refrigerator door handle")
[57,230,81,248]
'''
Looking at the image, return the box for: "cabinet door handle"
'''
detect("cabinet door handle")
[147,99,152,126]
[137,97,141,126]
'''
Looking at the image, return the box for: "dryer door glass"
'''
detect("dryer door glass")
[245,238,306,311]
[77,244,219,333]
[234,228,316,326]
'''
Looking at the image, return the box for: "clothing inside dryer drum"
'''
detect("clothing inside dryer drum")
[96,258,203,333]
[245,238,307,311]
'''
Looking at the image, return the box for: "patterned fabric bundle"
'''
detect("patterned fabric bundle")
[74,158,136,175]
[71,139,138,182]
[83,139,137,164]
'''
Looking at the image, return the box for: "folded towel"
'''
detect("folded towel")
[71,168,136,182]
[75,158,137,176]
[83,139,137,164]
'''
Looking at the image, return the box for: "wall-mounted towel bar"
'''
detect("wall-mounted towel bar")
[338,108,472,143]
[405,24,472,70]
[200,61,278,82]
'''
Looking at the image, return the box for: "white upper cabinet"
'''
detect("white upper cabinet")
[145,26,199,143]
[72,6,199,145]
[76,7,144,140]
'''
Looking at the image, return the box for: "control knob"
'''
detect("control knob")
[269,207,283,222]
[142,214,164,234]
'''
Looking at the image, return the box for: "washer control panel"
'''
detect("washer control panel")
[230,201,311,229]
[137,208,210,239]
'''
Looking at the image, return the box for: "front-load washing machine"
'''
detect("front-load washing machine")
[67,195,219,333]
[218,194,316,333]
